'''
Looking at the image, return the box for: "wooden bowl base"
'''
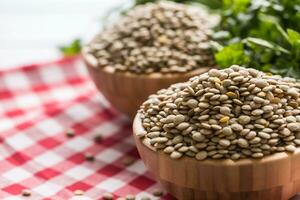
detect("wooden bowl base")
[83,52,211,118]
[133,114,300,200]
[160,179,300,200]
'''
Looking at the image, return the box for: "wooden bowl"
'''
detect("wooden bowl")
[82,51,211,118]
[133,114,300,200]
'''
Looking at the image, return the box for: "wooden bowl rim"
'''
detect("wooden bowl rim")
[133,113,300,167]
[82,49,213,80]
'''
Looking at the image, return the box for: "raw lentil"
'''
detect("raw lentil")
[195,151,208,160]
[139,66,300,160]
[122,157,135,166]
[152,189,164,197]
[141,196,151,200]
[170,151,182,159]
[74,190,84,196]
[85,153,95,162]
[125,194,135,200]
[219,139,230,147]
[22,189,31,197]
[220,116,230,123]
[94,133,103,142]
[84,1,215,74]
[103,192,114,200]
[237,138,249,148]
[66,128,75,138]
[286,145,296,152]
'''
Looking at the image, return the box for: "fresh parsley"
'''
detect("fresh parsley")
[211,0,300,78]
[59,39,82,57]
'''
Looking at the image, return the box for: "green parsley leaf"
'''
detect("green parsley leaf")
[59,39,82,57]
[245,37,290,54]
[287,29,300,46]
[215,43,250,68]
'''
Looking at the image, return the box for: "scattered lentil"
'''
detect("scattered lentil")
[94,133,103,142]
[66,128,75,138]
[103,192,114,200]
[141,196,151,200]
[153,189,164,197]
[74,190,84,196]
[85,153,95,162]
[22,189,31,197]
[125,194,135,200]
[122,157,135,166]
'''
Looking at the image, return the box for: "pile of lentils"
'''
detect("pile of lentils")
[84,1,215,74]
[138,65,300,160]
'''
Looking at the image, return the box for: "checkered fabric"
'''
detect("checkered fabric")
[0,57,174,200]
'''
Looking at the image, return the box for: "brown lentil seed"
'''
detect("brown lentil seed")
[74,190,84,196]
[219,116,230,123]
[192,132,205,142]
[85,153,95,162]
[170,151,183,159]
[252,152,264,158]
[287,123,300,131]
[103,193,114,200]
[231,153,240,160]
[219,139,230,147]
[153,189,164,197]
[294,139,300,145]
[22,189,31,197]
[237,138,249,148]
[220,107,231,115]
[222,127,233,136]
[122,157,135,166]
[251,109,264,116]
[238,115,251,125]
[258,132,271,139]
[231,124,243,132]
[195,151,208,160]
[178,146,189,153]
[126,194,135,200]
[141,196,151,200]
[94,133,103,142]
[286,145,296,152]
[163,146,175,154]
[66,128,75,137]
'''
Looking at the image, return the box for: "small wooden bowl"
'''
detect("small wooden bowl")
[133,114,300,200]
[82,51,211,118]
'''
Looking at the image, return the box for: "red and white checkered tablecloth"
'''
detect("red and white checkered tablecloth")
[0,57,174,200]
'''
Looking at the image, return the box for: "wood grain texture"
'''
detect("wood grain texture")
[82,51,211,118]
[133,114,300,200]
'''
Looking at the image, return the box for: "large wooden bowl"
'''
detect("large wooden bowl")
[82,51,211,118]
[133,114,300,200]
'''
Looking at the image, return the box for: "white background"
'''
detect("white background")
[0,0,131,69]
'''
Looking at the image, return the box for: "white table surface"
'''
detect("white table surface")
[0,0,131,70]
